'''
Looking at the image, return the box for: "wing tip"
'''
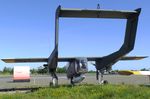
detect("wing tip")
[137,56,148,60]
[1,59,15,63]
[1,58,48,63]
[121,56,148,60]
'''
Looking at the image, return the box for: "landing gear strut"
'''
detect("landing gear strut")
[49,69,58,86]
[70,77,74,86]
[96,70,108,84]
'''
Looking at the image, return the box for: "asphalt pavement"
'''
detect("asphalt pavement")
[0,74,150,89]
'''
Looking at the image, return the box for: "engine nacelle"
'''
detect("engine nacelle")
[66,58,88,79]
[72,75,85,83]
[75,59,88,74]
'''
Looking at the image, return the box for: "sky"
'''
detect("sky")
[0,0,149,71]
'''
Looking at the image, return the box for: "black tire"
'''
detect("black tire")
[103,80,108,84]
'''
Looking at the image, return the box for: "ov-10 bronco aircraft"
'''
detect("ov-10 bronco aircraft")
[2,6,147,86]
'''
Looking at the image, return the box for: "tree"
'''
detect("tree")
[30,68,38,74]
[88,70,96,73]
[56,67,66,73]
[37,66,48,74]
[140,68,149,71]
[2,67,13,74]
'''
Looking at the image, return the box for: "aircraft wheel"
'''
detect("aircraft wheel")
[100,80,108,85]
[103,80,108,85]
[70,77,74,85]
[49,82,53,86]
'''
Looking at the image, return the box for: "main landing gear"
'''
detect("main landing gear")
[70,77,74,86]
[96,70,108,85]
[49,70,58,86]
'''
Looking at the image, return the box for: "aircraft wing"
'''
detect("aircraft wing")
[1,57,75,63]
[119,56,148,60]
[1,56,147,63]
[58,56,147,62]
[1,58,48,63]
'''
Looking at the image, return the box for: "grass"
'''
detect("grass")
[0,84,150,99]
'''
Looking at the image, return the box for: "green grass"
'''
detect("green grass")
[0,84,150,99]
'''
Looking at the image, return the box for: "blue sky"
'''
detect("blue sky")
[0,0,149,71]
